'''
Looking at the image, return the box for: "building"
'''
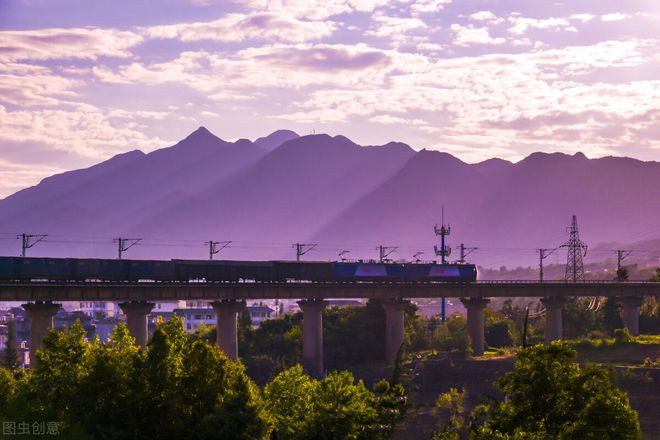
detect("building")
[174,307,215,332]
[247,304,274,326]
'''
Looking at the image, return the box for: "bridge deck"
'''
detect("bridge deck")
[1,280,658,301]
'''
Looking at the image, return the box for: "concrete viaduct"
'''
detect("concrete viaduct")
[5,281,659,375]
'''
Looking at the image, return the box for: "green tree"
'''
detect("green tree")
[484,308,515,348]
[265,365,404,440]
[431,387,466,440]
[2,319,20,370]
[472,342,641,439]
[650,268,660,282]
[601,298,624,336]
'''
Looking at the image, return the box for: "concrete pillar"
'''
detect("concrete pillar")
[211,300,245,361]
[119,301,155,347]
[22,301,61,366]
[541,297,565,343]
[382,299,410,364]
[460,297,489,356]
[620,296,643,336]
[297,299,326,377]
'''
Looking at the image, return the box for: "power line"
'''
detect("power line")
[293,243,317,261]
[205,240,231,260]
[458,244,477,264]
[560,215,588,282]
[17,233,47,257]
[113,238,141,260]
[377,245,398,262]
[538,248,557,282]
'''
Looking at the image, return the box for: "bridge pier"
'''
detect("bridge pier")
[620,296,643,336]
[460,297,489,356]
[22,301,61,366]
[298,299,326,377]
[119,301,155,347]
[382,299,409,364]
[541,297,565,343]
[211,300,245,361]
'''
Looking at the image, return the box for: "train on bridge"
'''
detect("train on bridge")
[0,257,477,283]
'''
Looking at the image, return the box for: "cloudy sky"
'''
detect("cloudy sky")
[1,0,659,198]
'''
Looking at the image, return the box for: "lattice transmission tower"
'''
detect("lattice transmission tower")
[560,215,588,282]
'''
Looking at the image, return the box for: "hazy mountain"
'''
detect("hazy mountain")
[0,127,658,267]
[254,129,299,151]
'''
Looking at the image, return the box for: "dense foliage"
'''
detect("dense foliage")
[474,343,641,439]
[0,318,404,439]
[433,343,641,439]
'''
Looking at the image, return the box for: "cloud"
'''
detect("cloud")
[450,24,505,45]
[507,16,574,35]
[370,114,425,125]
[0,27,142,61]
[601,13,630,22]
[144,12,336,43]
[469,10,504,25]
[410,0,452,16]
[235,0,390,20]
[367,13,428,41]
[0,105,170,160]
[249,45,391,71]
[0,63,81,106]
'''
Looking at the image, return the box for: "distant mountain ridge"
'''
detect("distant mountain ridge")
[1,127,659,268]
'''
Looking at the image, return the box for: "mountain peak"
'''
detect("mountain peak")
[182,126,220,143]
[255,129,299,152]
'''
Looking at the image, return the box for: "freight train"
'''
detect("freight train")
[0,256,477,283]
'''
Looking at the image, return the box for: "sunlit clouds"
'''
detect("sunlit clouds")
[0,0,659,197]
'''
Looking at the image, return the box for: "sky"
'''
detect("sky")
[1,0,660,198]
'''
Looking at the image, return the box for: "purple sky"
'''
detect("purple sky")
[1,0,659,198]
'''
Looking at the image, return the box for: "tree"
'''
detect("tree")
[264,365,404,440]
[431,387,466,440]
[601,298,624,336]
[651,268,660,282]
[484,308,515,348]
[2,319,20,370]
[471,342,641,439]
[0,319,271,440]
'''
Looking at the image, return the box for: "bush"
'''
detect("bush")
[614,327,633,344]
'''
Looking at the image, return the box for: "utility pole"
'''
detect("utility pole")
[378,245,398,263]
[205,240,231,260]
[560,215,588,282]
[615,249,632,281]
[538,248,556,282]
[338,250,350,261]
[294,243,317,261]
[457,244,477,264]
[113,238,141,260]
[434,207,451,263]
[17,233,47,257]
[433,207,451,323]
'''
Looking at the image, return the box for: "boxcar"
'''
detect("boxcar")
[128,260,176,281]
[274,261,333,282]
[70,258,102,281]
[0,257,20,280]
[97,259,130,281]
[19,257,72,281]
[230,261,275,282]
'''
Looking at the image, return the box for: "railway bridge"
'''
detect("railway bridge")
[5,280,659,374]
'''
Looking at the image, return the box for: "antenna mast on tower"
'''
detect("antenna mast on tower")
[560,215,588,282]
[434,206,451,263]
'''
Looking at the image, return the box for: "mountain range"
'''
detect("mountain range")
[1,127,659,269]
